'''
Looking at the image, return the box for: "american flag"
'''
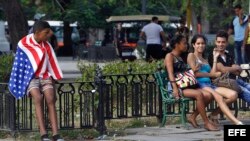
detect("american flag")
[8,34,63,99]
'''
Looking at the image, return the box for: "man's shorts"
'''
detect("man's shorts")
[27,78,54,96]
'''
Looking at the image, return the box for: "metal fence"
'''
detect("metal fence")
[1,68,250,135]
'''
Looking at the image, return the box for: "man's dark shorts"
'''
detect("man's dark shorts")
[146,44,165,60]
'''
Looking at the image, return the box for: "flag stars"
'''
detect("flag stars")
[9,41,58,99]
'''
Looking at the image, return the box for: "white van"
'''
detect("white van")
[4,20,79,49]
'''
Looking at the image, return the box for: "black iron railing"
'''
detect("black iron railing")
[1,67,250,135]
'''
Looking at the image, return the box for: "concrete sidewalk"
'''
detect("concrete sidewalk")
[115,120,250,141]
[113,119,249,141]
[0,119,249,141]
[114,125,223,141]
[57,57,107,79]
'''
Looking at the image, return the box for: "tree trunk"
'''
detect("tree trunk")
[1,0,28,52]
[63,21,72,56]
[201,1,210,34]
[191,8,198,36]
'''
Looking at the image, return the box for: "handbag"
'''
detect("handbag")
[212,72,242,93]
[170,53,197,89]
[175,69,198,89]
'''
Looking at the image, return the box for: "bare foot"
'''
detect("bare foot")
[187,116,199,128]
[204,122,220,131]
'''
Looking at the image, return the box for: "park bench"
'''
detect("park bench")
[154,65,250,128]
[154,69,191,128]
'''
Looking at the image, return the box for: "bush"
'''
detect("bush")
[0,54,14,82]
[78,59,163,81]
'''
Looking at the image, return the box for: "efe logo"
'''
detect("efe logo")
[224,125,249,140]
[228,129,246,136]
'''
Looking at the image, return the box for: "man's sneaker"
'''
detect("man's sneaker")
[41,134,51,141]
[52,134,64,141]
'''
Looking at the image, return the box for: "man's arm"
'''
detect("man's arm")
[216,62,242,75]
[140,31,146,40]
[160,31,167,48]
[160,31,166,42]
[239,13,248,25]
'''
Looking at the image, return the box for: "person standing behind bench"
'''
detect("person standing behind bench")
[228,4,248,64]
[242,14,250,63]
[140,16,167,62]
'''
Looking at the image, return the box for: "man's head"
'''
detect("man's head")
[116,23,122,31]
[152,16,159,23]
[33,20,52,43]
[215,30,228,51]
[234,4,243,16]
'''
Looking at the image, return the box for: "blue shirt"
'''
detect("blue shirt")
[196,64,211,84]
[231,16,248,41]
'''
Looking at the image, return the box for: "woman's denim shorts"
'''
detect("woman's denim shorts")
[198,82,217,89]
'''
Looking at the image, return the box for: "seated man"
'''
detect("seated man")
[208,30,250,105]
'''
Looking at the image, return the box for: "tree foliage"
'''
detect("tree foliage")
[1,0,250,51]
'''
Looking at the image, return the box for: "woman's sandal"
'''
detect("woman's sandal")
[208,114,220,126]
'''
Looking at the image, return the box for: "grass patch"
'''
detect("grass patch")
[106,117,159,129]
[60,129,99,140]
[0,131,12,139]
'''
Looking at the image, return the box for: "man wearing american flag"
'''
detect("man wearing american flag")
[8,20,64,141]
